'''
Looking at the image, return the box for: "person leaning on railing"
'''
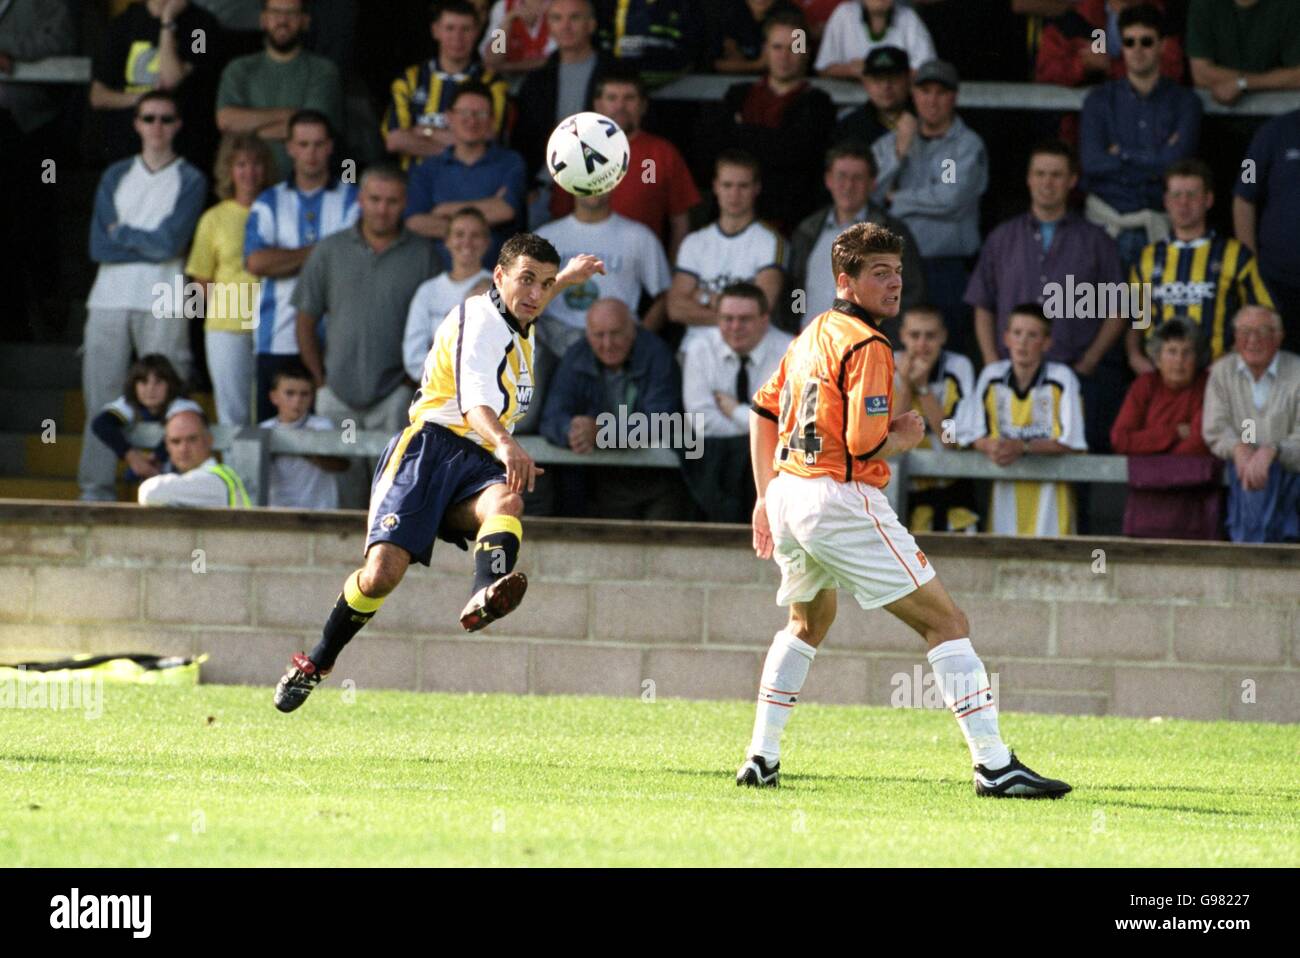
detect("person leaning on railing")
[138,408,251,508]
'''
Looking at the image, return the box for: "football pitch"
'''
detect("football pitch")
[3,684,1297,867]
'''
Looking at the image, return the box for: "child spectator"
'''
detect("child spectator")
[90,354,204,491]
[956,304,1088,536]
[259,362,346,510]
[403,207,494,382]
[892,305,979,532]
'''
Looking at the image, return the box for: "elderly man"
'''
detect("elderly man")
[1202,305,1300,542]
[540,298,685,518]
[681,282,791,522]
[138,409,251,507]
[294,164,442,508]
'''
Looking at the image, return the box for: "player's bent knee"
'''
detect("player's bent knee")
[483,485,524,518]
[361,547,409,597]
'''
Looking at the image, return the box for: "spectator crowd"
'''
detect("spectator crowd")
[4,0,1298,541]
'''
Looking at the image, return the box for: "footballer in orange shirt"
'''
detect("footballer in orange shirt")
[738,223,1071,799]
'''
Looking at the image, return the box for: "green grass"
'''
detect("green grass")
[2,684,1298,866]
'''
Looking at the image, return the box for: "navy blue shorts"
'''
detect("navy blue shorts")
[365,422,506,566]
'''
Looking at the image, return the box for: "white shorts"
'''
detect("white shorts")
[767,472,937,610]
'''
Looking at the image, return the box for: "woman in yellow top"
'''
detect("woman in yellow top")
[185,133,273,425]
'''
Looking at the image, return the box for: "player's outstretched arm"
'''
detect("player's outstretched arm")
[543,254,606,310]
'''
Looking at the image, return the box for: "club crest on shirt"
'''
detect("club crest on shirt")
[865,395,889,416]
[381,513,400,531]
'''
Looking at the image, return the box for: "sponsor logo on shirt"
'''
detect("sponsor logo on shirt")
[865,395,889,416]
[1154,280,1216,307]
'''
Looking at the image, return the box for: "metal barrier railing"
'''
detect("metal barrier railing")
[7,58,1297,116]
[126,422,1209,516]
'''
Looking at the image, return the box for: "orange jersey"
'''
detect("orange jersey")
[752,299,896,487]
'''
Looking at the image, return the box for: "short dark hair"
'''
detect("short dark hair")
[450,81,494,111]
[1009,301,1052,334]
[824,140,877,179]
[1164,158,1214,193]
[135,89,179,118]
[270,359,317,390]
[287,109,333,140]
[763,6,808,38]
[1119,3,1164,36]
[498,233,561,271]
[431,0,478,23]
[449,206,489,228]
[263,0,308,9]
[359,162,407,190]
[592,65,647,103]
[831,222,904,282]
[715,148,761,182]
[1027,138,1077,175]
[718,281,769,315]
[1148,317,1208,368]
[124,354,185,414]
[902,304,946,327]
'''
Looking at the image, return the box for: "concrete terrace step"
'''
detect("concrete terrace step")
[0,432,84,478]
[0,343,82,390]
[0,389,86,434]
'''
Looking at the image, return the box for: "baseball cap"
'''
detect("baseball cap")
[862,45,910,77]
[914,59,960,90]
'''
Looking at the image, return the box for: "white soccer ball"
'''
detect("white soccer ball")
[546,111,630,197]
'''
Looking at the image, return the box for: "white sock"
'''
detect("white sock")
[748,630,817,763]
[927,638,1011,769]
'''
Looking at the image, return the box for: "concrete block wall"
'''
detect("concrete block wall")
[1,503,1297,722]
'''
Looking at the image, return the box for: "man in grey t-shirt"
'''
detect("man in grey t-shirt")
[292,164,441,506]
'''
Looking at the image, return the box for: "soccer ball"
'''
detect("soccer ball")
[546,111,630,197]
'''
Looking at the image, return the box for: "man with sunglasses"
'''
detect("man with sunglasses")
[1035,0,1184,87]
[89,0,223,166]
[1079,3,1201,270]
[80,89,208,501]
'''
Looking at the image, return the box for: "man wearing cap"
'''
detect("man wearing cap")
[138,409,252,508]
[872,60,987,359]
[833,45,914,151]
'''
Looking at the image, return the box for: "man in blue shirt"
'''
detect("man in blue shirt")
[1080,4,1202,271]
[1234,107,1300,353]
[404,84,526,270]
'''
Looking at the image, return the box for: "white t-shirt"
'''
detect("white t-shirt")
[536,213,672,330]
[402,269,492,381]
[814,1,937,74]
[88,156,188,313]
[259,412,340,510]
[674,219,785,352]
